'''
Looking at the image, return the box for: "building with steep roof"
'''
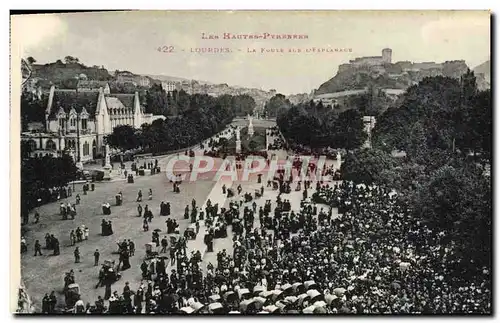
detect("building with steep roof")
[22,84,165,162]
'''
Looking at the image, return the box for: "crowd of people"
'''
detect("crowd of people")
[62,175,490,314]
[25,125,490,315]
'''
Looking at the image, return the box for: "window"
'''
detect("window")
[83,142,90,156]
[46,140,56,151]
[28,140,36,151]
[59,118,65,129]
[81,119,88,130]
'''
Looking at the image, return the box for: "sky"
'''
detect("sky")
[12,10,491,95]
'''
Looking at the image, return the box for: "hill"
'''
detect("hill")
[315,60,469,95]
[473,60,490,90]
[31,61,113,89]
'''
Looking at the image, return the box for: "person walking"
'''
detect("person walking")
[34,240,43,256]
[74,247,80,263]
[94,249,100,266]
[129,240,135,256]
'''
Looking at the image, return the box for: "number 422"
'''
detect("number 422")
[157,46,174,53]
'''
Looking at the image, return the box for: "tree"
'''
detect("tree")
[412,164,491,272]
[105,125,140,151]
[265,94,291,118]
[64,56,80,64]
[340,148,396,184]
[26,56,36,65]
[21,154,78,215]
[333,108,367,151]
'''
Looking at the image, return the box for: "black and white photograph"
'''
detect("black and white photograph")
[10,10,492,315]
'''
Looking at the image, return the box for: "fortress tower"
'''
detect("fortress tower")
[382,48,392,64]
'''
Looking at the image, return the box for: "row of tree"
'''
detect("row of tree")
[339,71,491,274]
[276,100,367,151]
[21,154,78,217]
[144,84,256,117]
[106,92,237,153]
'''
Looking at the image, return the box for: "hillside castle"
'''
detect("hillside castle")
[337,48,466,75]
[314,48,469,105]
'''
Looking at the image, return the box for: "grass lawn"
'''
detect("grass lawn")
[20,166,216,312]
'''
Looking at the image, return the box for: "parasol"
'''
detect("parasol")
[314,300,327,308]
[180,306,194,314]
[285,296,298,304]
[325,294,338,305]
[253,285,265,295]
[209,294,221,302]
[307,289,322,300]
[259,290,273,298]
[191,302,205,311]
[208,302,223,311]
[253,296,266,305]
[154,228,162,232]
[302,305,316,314]
[280,283,293,292]
[238,288,250,298]
[263,305,279,313]
[333,287,346,296]
[297,293,310,305]
[304,280,317,290]
[314,306,327,314]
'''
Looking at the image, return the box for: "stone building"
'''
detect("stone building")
[21,84,165,162]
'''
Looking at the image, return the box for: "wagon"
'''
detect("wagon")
[145,242,158,259]
[65,283,80,308]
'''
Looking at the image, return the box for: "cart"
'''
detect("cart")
[145,242,158,259]
[65,283,80,308]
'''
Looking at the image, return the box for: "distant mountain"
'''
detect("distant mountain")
[144,74,213,85]
[473,60,490,90]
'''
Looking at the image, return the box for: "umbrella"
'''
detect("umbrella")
[259,290,273,298]
[253,296,266,304]
[253,285,265,295]
[228,311,240,314]
[191,302,205,311]
[314,306,327,314]
[303,305,316,314]
[209,294,221,302]
[238,288,250,298]
[271,289,283,300]
[154,228,162,232]
[292,282,304,292]
[304,280,317,290]
[325,294,338,305]
[264,305,279,313]
[208,302,223,311]
[239,299,256,311]
[297,293,310,305]
[280,283,293,292]
[314,301,327,308]
[307,289,322,300]
[285,296,298,304]
[180,306,194,314]
[333,287,346,296]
